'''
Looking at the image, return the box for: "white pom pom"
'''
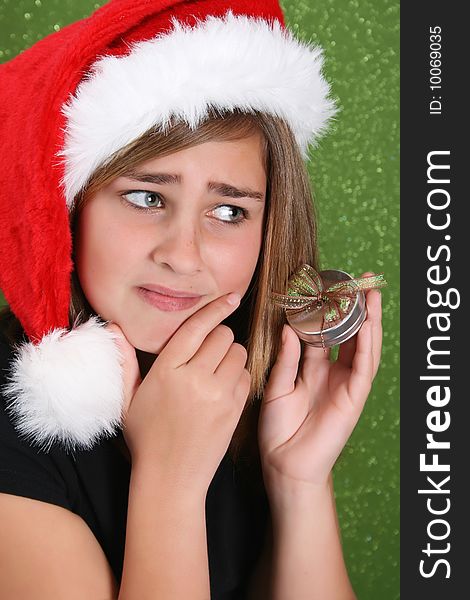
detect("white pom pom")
[2,316,125,453]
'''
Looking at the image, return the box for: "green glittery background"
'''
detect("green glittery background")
[0,1,399,597]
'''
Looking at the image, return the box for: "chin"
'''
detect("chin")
[117,301,209,354]
[127,326,175,355]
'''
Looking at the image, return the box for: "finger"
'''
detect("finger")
[160,292,241,367]
[337,333,357,369]
[264,325,301,403]
[233,369,252,411]
[299,340,331,386]
[214,342,248,382]
[348,319,374,407]
[301,338,331,363]
[191,324,235,373]
[366,288,383,378]
[338,271,379,371]
[105,323,142,415]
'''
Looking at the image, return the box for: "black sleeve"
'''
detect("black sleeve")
[0,335,73,511]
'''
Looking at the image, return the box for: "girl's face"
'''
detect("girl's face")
[75,133,267,353]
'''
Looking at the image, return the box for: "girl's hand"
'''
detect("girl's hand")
[259,275,383,492]
[107,293,251,496]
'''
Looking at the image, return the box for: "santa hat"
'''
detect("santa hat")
[0,0,336,452]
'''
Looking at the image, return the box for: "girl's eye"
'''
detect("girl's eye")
[212,205,248,225]
[120,192,248,225]
[121,190,163,210]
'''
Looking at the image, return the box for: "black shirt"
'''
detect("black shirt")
[0,332,269,599]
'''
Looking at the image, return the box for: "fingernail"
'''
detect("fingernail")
[226,292,241,306]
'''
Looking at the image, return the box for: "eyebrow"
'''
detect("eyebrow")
[120,170,265,201]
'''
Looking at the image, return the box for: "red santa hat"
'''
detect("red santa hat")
[0,0,336,452]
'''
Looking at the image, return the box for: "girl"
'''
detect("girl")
[0,1,383,598]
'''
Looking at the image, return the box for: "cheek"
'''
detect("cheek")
[75,206,138,299]
[210,224,263,293]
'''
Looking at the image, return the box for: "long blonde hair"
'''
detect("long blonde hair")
[1,109,319,488]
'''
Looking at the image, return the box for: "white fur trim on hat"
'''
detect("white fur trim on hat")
[59,10,337,207]
[2,317,124,453]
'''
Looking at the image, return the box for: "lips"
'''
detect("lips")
[137,285,203,312]
[140,283,202,298]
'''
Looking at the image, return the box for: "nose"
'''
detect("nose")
[151,217,204,275]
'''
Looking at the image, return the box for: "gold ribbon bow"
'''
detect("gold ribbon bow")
[271,264,387,325]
